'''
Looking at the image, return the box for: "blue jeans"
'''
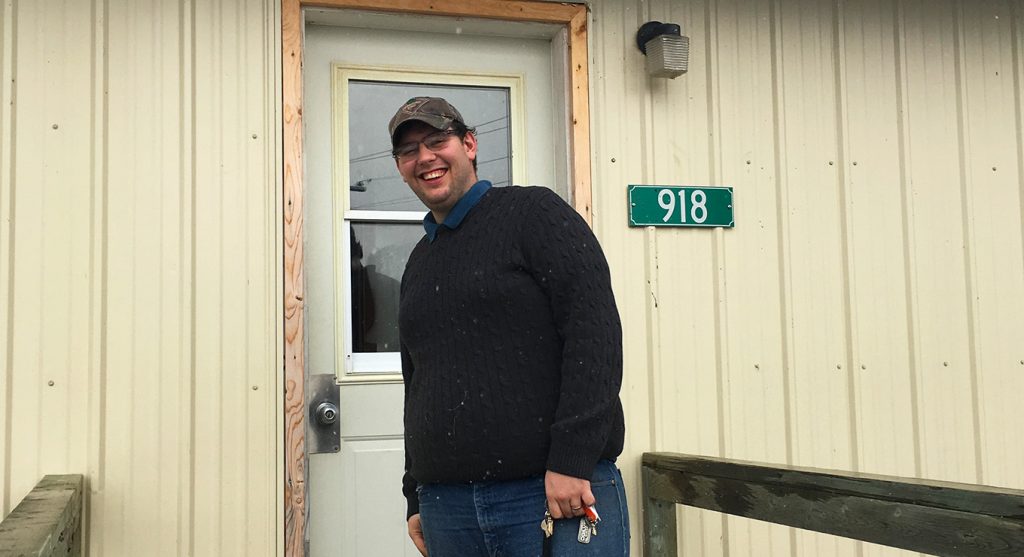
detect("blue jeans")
[417,460,629,557]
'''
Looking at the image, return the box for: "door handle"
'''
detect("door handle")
[315,401,339,426]
[308,374,341,454]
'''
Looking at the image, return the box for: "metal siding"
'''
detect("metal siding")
[841,0,917,482]
[588,2,654,554]
[192,0,282,554]
[958,0,1024,492]
[0,0,281,556]
[841,2,921,556]
[590,0,1024,555]
[900,0,980,485]
[104,2,188,554]
[193,0,280,554]
[775,0,856,481]
[713,0,796,554]
[1,0,1023,556]
[780,2,858,553]
[1008,0,1024,493]
[0,0,12,517]
[648,0,729,554]
[1,0,96,523]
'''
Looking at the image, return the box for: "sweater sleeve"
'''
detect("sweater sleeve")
[519,187,623,480]
[400,342,420,519]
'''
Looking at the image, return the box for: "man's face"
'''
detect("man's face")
[394,121,478,219]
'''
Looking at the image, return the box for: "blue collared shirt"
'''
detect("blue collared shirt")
[423,180,492,242]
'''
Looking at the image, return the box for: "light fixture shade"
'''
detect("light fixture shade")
[644,34,689,78]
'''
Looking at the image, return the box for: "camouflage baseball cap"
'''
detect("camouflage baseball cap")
[388,97,467,146]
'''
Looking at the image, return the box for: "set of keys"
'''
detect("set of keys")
[540,504,601,544]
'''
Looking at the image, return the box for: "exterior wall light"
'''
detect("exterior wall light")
[636,21,689,79]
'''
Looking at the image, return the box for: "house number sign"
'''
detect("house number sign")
[628,185,734,228]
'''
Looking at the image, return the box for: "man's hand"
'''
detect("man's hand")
[544,470,595,519]
[408,514,428,556]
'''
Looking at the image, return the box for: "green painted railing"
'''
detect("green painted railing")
[0,475,83,557]
[642,453,1024,557]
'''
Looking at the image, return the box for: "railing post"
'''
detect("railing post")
[643,466,678,557]
[0,474,83,557]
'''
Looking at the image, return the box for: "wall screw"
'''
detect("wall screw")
[251,134,258,139]
[252,385,259,391]
[51,124,58,130]
[47,380,54,386]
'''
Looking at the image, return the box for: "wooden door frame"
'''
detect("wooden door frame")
[282,0,592,553]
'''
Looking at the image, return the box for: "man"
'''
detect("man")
[392,97,628,556]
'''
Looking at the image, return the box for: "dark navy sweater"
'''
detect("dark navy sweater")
[399,185,624,519]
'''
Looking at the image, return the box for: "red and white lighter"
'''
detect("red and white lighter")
[583,504,601,524]
[577,504,601,544]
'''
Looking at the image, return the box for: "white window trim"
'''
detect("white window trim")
[332,67,526,384]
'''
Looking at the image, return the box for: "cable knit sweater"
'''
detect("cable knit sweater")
[399,185,624,519]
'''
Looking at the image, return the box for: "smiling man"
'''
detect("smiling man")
[391,97,629,557]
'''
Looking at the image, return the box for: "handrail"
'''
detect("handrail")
[0,475,84,557]
[642,452,1024,556]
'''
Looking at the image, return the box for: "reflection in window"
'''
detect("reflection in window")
[340,77,518,374]
[347,81,512,212]
[350,223,424,353]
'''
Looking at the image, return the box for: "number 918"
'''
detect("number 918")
[658,188,708,224]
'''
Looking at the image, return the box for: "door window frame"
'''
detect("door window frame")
[333,67,526,383]
[282,1,592,554]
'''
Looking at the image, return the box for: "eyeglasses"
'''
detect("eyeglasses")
[392,129,458,162]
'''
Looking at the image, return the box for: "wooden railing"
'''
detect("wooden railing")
[642,453,1024,556]
[0,475,83,557]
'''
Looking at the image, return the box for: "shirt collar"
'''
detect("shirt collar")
[423,180,492,242]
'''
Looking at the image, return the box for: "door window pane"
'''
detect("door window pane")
[350,222,424,353]
[347,80,512,212]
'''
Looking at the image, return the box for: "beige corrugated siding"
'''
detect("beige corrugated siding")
[2,0,1023,556]
[0,0,283,556]
[593,0,1024,555]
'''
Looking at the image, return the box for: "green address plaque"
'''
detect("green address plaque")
[628,185,734,228]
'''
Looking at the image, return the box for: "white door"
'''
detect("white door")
[302,10,571,556]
